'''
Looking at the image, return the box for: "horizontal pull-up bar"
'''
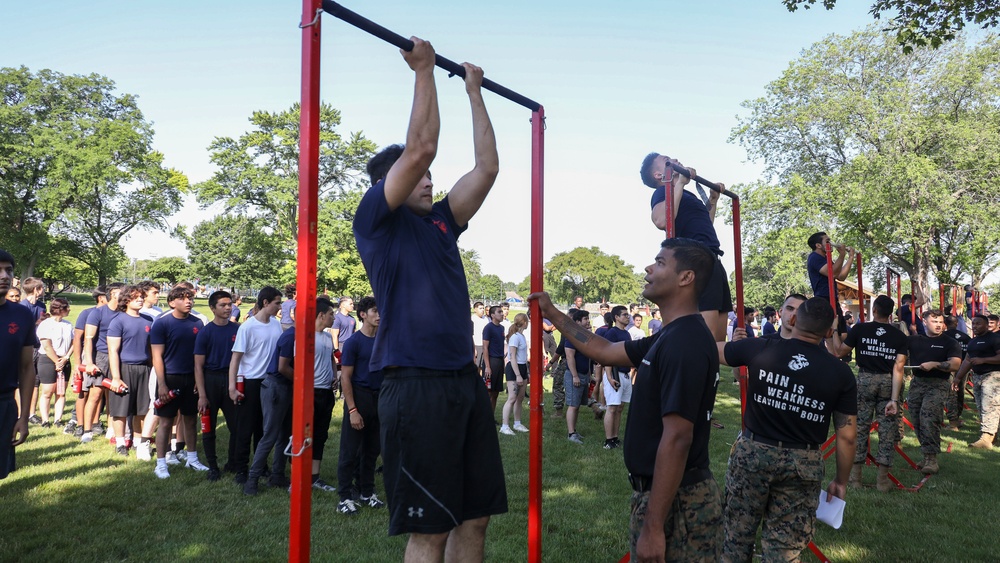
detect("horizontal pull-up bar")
[667,162,738,199]
[322,1,542,111]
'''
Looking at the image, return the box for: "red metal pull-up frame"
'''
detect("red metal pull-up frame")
[856,252,865,323]
[297,2,545,561]
[823,242,837,311]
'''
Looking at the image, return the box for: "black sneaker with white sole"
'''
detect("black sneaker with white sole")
[337,499,360,515]
[361,493,385,508]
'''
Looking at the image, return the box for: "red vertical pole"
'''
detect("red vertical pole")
[856,252,865,323]
[896,274,901,313]
[663,178,675,238]
[824,242,836,310]
[732,197,747,426]
[290,1,321,560]
[527,107,545,563]
[886,267,892,305]
[939,283,945,313]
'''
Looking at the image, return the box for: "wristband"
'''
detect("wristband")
[348,407,358,414]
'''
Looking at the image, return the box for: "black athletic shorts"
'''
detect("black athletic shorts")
[504,362,529,383]
[486,356,504,392]
[379,363,508,536]
[154,373,198,418]
[108,364,151,417]
[0,392,17,479]
[699,257,733,314]
[37,356,69,386]
[84,351,111,392]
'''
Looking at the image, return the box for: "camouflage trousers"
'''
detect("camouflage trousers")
[946,374,966,423]
[972,371,1000,435]
[855,370,898,467]
[550,359,567,411]
[907,377,949,455]
[723,436,823,563]
[629,476,722,562]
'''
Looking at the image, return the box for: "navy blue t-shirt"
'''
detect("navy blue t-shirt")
[0,300,36,393]
[342,331,383,390]
[232,307,242,323]
[482,322,506,358]
[648,319,662,335]
[604,326,632,378]
[108,313,153,365]
[267,327,296,378]
[650,187,722,254]
[333,312,356,344]
[23,300,45,348]
[354,179,471,371]
[86,305,121,354]
[762,321,777,336]
[563,338,592,376]
[194,321,240,372]
[807,252,835,299]
[150,313,202,374]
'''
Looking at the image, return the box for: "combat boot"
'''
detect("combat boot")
[920,453,939,475]
[915,455,927,470]
[848,464,863,488]
[969,433,995,449]
[876,464,893,492]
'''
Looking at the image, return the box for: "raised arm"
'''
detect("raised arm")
[448,63,499,227]
[383,37,439,212]
[650,162,694,231]
[528,292,633,367]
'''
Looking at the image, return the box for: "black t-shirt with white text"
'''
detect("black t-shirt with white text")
[725,337,857,445]
[965,332,1000,376]
[844,321,907,373]
[623,315,719,477]
[944,328,971,358]
[907,334,962,379]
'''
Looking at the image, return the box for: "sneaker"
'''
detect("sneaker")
[92,423,105,436]
[154,464,170,479]
[207,467,221,482]
[243,478,259,496]
[603,439,619,450]
[187,458,210,472]
[337,499,360,515]
[165,451,181,466]
[55,419,66,428]
[105,426,115,440]
[73,426,85,438]
[513,423,529,433]
[568,432,584,444]
[268,473,290,488]
[63,420,78,435]
[41,421,53,428]
[80,431,94,443]
[234,471,248,485]
[136,441,152,461]
[612,437,621,446]
[499,425,515,435]
[176,450,188,463]
[361,493,385,508]
[28,414,42,425]
[115,445,128,456]
[312,479,336,492]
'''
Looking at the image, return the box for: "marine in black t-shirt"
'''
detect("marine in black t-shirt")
[844,322,907,374]
[907,333,962,379]
[954,317,1000,448]
[944,328,972,358]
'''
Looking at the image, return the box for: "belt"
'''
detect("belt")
[745,431,819,451]
[628,468,713,492]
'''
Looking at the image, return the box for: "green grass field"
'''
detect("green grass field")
[5,295,999,560]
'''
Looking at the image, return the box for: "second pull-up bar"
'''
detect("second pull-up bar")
[321,0,542,111]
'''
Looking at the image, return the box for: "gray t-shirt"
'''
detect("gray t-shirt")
[314,330,335,389]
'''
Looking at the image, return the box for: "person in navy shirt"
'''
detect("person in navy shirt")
[640,153,732,341]
[331,296,356,352]
[81,283,124,443]
[806,231,855,336]
[352,38,506,557]
[761,307,778,336]
[0,250,38,479]
[481,305,507,416]
[194,290,240,481]
[64,286,106,436]
[150,286,208,478]
[106,285,154,456]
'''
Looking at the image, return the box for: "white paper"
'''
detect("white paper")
[816,490,846,529]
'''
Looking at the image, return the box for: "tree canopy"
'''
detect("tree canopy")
[544,247,644,305]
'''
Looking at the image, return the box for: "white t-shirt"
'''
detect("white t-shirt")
[233,315,282,380]
[314,330,335,389]
[471,314,489,346]
[628,326,645,341]
[38,317,73,356]
[508,332,528,364]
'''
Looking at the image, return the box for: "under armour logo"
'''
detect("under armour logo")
[876,327,886,336]
[788,354,810,371]
[408,507,424,518]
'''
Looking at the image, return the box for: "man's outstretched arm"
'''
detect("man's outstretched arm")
[384,37,439,212]
[528,292,632,367]
[448,63,499,227]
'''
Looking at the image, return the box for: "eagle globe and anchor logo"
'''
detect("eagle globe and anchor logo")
[876,327,886,336]
[788,354,810,371]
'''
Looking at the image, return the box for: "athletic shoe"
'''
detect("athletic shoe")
[499,425,515,435]
[312,479,336,492]
[73,426,85,438]
[115,445,128,457]
[243,478,259,496]
[361,494,385,509]
[568,433,584,444]
[176,450,188,463]
[187,458,210,472]
[612,437,621,446]
[603,439,619,450]
[92,423,105,436]
[80,431,94,443]
[63,420,78,435]
[337,499,360,515]
[55,419,66,428]
[105,426,115,440]
[165,451,181,466]
[207,468,222,482]
[513,423,529,433]
[28,414,42,425]
[268,473,290,488]
[154,464,170,479]
[136,441,152,461]
[234,471,248,485]
[41,421,52,429]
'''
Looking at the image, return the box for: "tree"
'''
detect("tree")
[732,30,1000,300]
[135,256,191,284]
[783,0,1000,52]
[544,247,644,305]
[186,214,284,290]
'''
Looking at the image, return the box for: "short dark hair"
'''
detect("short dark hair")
[569,309,590,323]
[611,305,628,319]
[208,290,232,309]
[787,293,808,303]
[807,232,826,251]
[367,144,405,185]
[49,297,70,315]
[873,295,895,318]
[599,302,610,310]
[660,238,716,296]
[92,285,107,302]
[284,283,297,299]
[22,277,43,294]
[473,301,484,308]
[901,293,913,304]
[639,152,661,189]
[106,282,126,300]
[633,314,643,321]
[0,249,15,269]
[488,305,502,316]
[176,281,196,291]
[356,296,377,321]
[921,308,944,320]
[989,314,1000,323]
[138,280,161,296]
[603,312,614,327]
[795,297,836,336]
[168,286,195,303]
[257,286,282,309]
[316,296,335,317]
[763,306,777,319]
[973,314,989,323]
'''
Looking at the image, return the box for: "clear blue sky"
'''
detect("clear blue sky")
[4,0,878,283]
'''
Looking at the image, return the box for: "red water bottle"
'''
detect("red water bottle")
[100,378,129,394]
[73,366,84,394]
[236,374,245,405]
[153,389,181,409]
[200,410,211,434]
